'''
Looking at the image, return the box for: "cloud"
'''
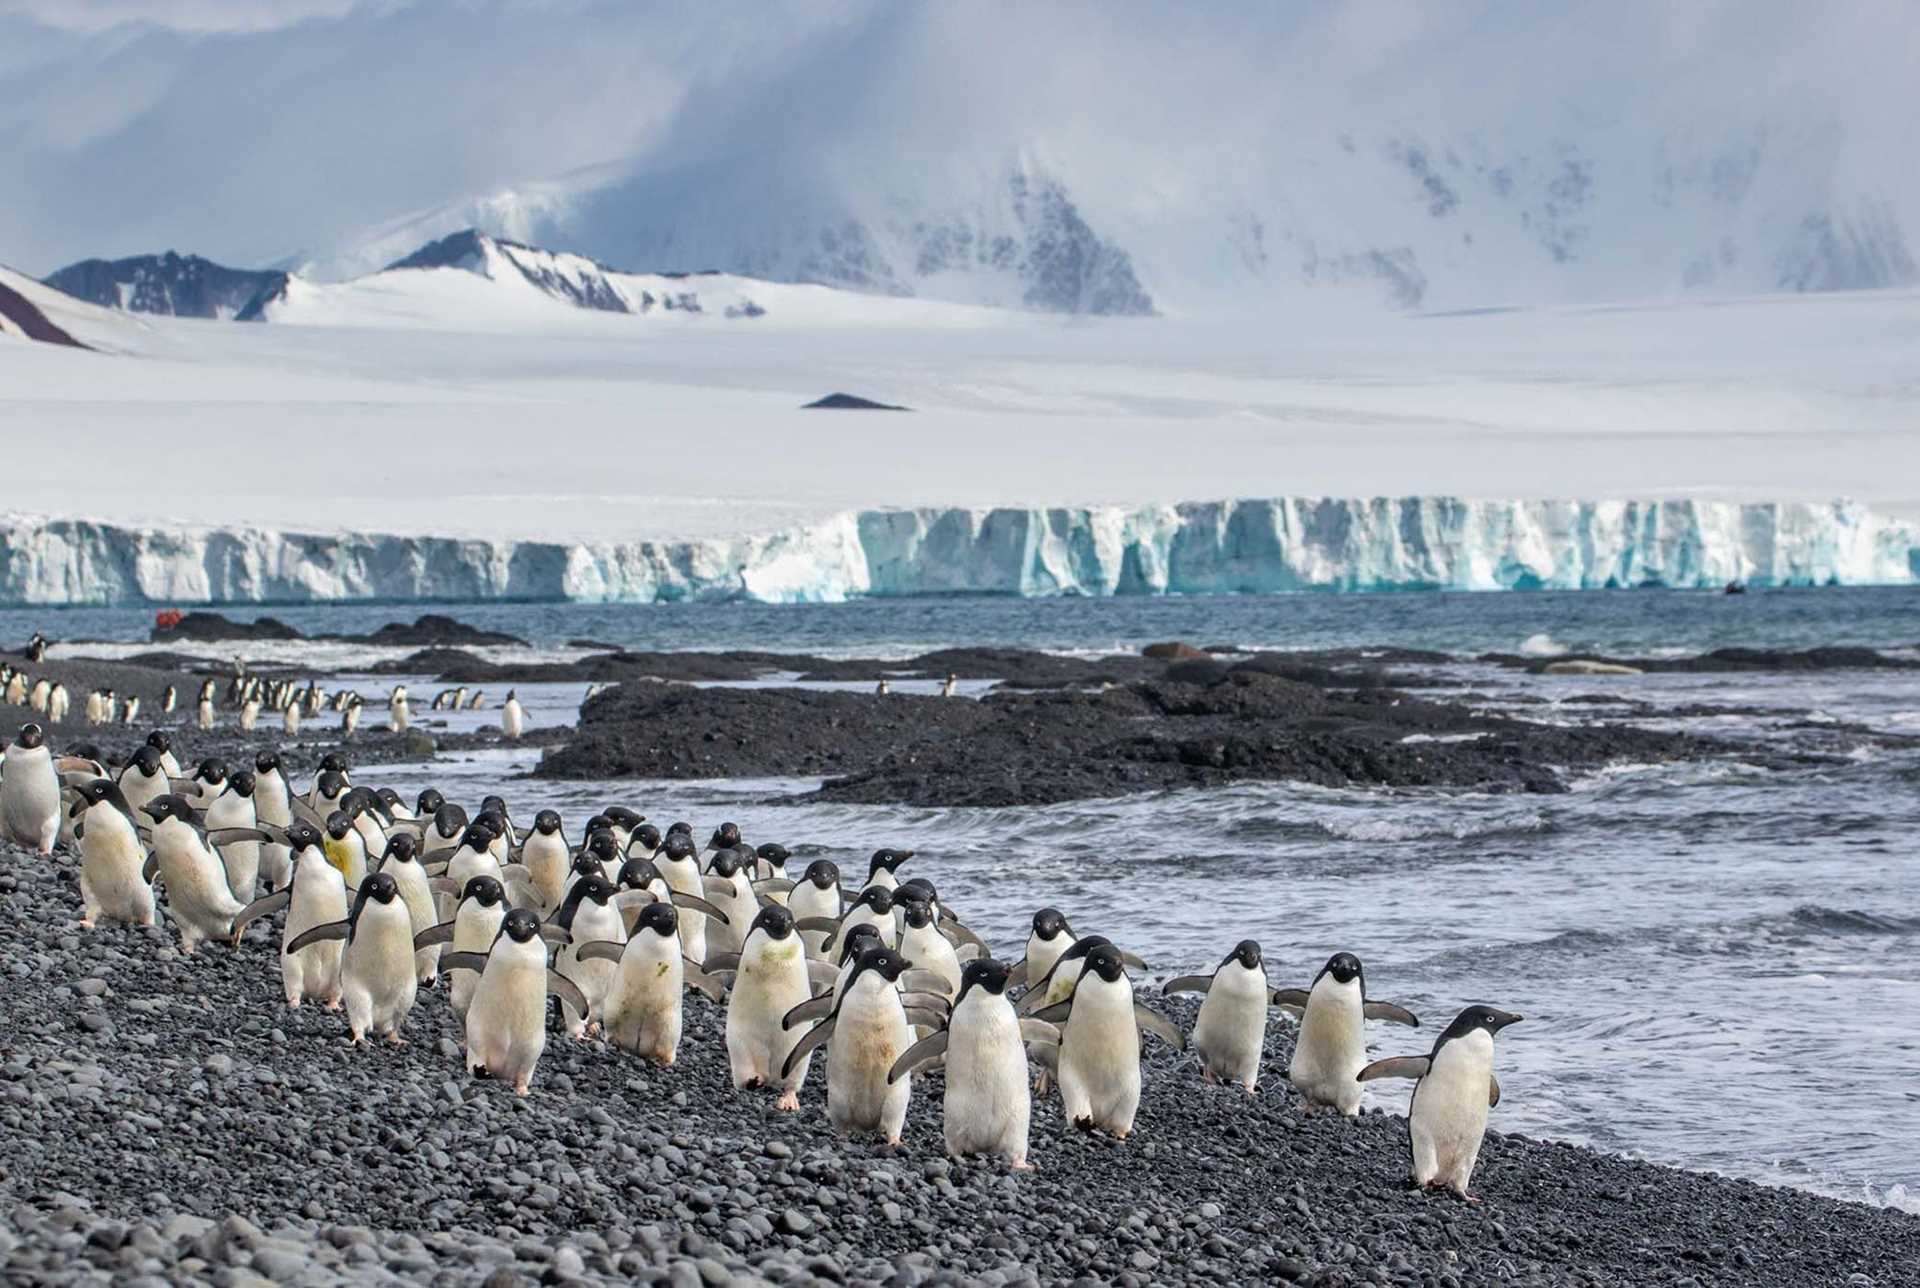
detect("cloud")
[0,0,374,34]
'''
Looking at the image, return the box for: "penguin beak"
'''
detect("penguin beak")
[1491,1011,1524,1031]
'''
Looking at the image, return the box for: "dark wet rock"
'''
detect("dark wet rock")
[338,615,527,648]
[1141,641,1208,660]
[150,612,302,643]
[801,393,909,411]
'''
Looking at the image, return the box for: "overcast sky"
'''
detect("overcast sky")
[1,1,1913,278]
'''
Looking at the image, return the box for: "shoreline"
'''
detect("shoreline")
[0,848,1911,1287]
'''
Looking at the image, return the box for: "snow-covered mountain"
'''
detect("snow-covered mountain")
[0,264,146,351]
[0,498,1910,606]
[43,252,287,320]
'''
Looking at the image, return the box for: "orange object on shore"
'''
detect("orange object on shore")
[155,609,183,630]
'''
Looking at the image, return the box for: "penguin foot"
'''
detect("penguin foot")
[285,997,301,1010]
[77,918,94,929]
[774,1090,800,1112]
[1009,1159,1034,1172]
[325,998,342,1012]
[512,1081,531,1096]
[385,1032,407,1046]
[1242,1082,1258,1097]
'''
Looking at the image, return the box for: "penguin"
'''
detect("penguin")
[1359,1006,1523,1200]
[119,695,139,725]
[142,730,180,779]
[413,876,509,1023]
[282,702,300,736]
[66,778,154,927]
[0,722,60,853]
[1017,934,1135,1019]
[724,905,817,1109]
[238,695,260,732]
[701,821,743,865]
[204,769,261,902]
[700,847,760,961]
[897,895,962,1002]
[1272,953,1421,1116]
[287,872,419,1044]
[442,907,584,1095]
[1162,939,1273,1093]
[116,745,170,820]
[1008,908,1076,988]
[233,821,348,1009]
[176,757,228,811]
[833,884,899,950]
[751,841,791,885]
[896,876,989,961]
[788,860,844,959]
[501,690,524,740]
[579,899,725,1065]
[414,788,447,822]
[875,679,890,697]
[196,689,215,732]
[517,809,569,914]
[252,750,294,893]
[47,683,69,724]
[654,831,710,967]
[322,811,372,891]
[388,685,409,733]
[1029,942,1186,1139]
[2,669,25,707]
[24,633,47,663]
[864,848,912,891]
[889,957,1059,1169]
[160,685,176,715]
[306,756,351,811]
[550,874,627,1037]
[623,820,662,862]
[376,833,442,985]
[139,794,252,954]
[340,697,360,737]
[787,945,928,1145]
[339,785,392,860]
[613,856,673,934]
[940,673,958,698]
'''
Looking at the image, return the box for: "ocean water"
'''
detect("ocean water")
[14,587,1920,1212]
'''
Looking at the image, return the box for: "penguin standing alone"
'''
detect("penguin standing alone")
[1359,1006,1523,1200]
[1162,939,1275,1093]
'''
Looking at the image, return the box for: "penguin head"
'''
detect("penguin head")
[706,848,747,878]
[709,821,742,850]
[583,831,621,867]
[617,857,663,890]
[748,904,796,943]
[254,750,282,775]
[1032,908,1071,941]
[634,901,678,939]
[475,808,508,837]
[67,777,121,817]
[145,730,172,754]
[226,770,256,799]
[140,794,197,824]
[1319,952,1364,987]
[461,876,506,907]
[359,871,400,904]
[603,805,643,831]
[755,842,790,869]
[318,752,349,775]
[500,908,543,944]
[194,757,227,786]
[898,876,936,904]
[480,794,508,819]
[571,852,609,881]
[325,812,355,841]
[661,833,697,863]
[1081,942,1127,985]
[533,809,562,836]
[459,823,496,853]
[416,788,445,817]
[958,957,1013,1004]
[375,788,403,813]
[1225,939,1263,972]
[867,848,912,880]
[382,833,420,866]
[853,886,895,915]
[14,722,43,750]
[583,813,613,841]
[432,804,467,839]
[899,896,936,930]
[849,945,913,989]
[284,821,323,853]
[315,770,348,799]
[836,922,883,965]
[666,821,693,838]
[634,823,662,853]
[802,859,841,890]
[129,745,163,777]
[1443,1006,1523,1041]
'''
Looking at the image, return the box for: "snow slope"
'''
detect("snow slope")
[0,265,151,351]
[0,499,1909,606]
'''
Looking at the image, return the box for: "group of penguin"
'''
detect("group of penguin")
[0,718,1523,1200]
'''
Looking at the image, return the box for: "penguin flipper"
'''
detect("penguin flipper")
[546,970,589,1015]
[902,1006,947,1031]
[781,1019,835,1079]
[1271,988,1311,1014]
[887,1031,949,1085]
[1119,950,1149,971]
[413,922,457,950]
[753,877,796,895]
[1356,1056,1431,1083]
[286,920,350,953]
[427,877,462,896]
[701,877,735,902]
[783,994,835,1031]
[1488,1074,1501,1108]
[1364,1001,1420,1027]
[1029,1039,1060,1075]
[497,862,532,883]
[613,889,659,909]
[806,960,841,990]
[536,924,573,946]
[701,952,743,973]
[231,889,290,938]
[897,991,952,1015]
[439,951,490,974]
[209,826,284,848]
[683,963,728,1003]
[1134,1004,1186,1051]
[668,891,728,923]
[899,968,949,995]
[1162,974,1213,997]
[1028,1000,1074,1025]
[141,854,161,884]
[1005,960,1029,989]
[1018,1018,1061,1046]
[792,915,842,950]
[939,921,990,954]
[505,877,544,910]
[290,798,328,830]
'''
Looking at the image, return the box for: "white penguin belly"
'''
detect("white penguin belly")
[449,904,506,1020]
[725,938,812,1090]
[1058,984,1141,1135]
[1192,966,1269,1089]
[284,869,348,1005]
[0,748,58,852]
[342,906,417,1037]
[465,949,550,1088]
[602,943,685,1063]
[1291,987,1367,1114]
[78,808,153,926]
[827,992,913,1138]
[944,1000,1030,1161]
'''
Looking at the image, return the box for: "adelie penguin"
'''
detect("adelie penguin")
[251,751,294,893]
[139,795,259,954]
[67,777,154,928]
[1163,939,1275,1094]
[788,860,844,959]
[549,874,629,1038]
[1272,952,1420,1116]
[440,907,582,1095]
[287,872,420,1045]
[413,877,510,1025]
[724,905,817,1110]
[1359,1005,1523,1201]
[785,945,945,1145]
[232,821,348,1009]
[517,809,569,914]
[1028,942,1186,1140]
[889,957,1060,1170]
[1007,908,1076,989]
[0,722,60,854]
[577,900,728,1065]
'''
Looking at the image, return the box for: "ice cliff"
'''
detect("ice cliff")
[0,499,1913,606]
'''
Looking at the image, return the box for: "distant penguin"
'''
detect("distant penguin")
[788,860,843,958]
[25,632,47,663]
[0,722,60,853]
[235,822,348,1009]
[1273,953,1421,1116]
[239,695,260,732]
[891,957,1055,1169]
[340,697,360,737]
[1163,939,1274,1093]
[282,702,300,735]
[466,689,486,710]
[46,683,69,725]
[1031,942,1185,1139]
[1360,1006,1523,1200]
[725,905,816,1109]
[119,695,139,725]
[501,691,523,740]
[139,794,249,954]
[875,679,890,697]
[67,778,155,927]
[160,685,176,715]
[388,685,409,733]
[28,679,49,713]
[790,945,923,1145]
[3,670,25,706]
[288,872,419,1044]
[940,673,958,697]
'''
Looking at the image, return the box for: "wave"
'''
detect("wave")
[2,495,1916,605]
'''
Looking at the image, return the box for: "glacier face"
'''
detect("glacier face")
[0,499,1912,607]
